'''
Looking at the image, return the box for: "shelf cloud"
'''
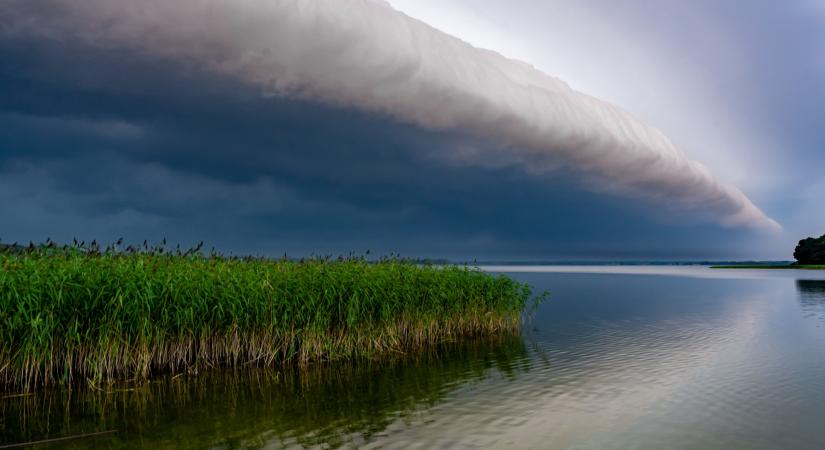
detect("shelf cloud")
[3,0,781,231]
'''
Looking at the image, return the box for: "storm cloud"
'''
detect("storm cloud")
[2,0,779,231]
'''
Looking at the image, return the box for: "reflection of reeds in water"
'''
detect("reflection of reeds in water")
[1,334,530,449]
[796,280,825,323]
[0,242,537,391]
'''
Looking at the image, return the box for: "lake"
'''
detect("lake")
[3,266,825,449]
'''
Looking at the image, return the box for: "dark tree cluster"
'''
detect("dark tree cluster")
[794,234,825,264]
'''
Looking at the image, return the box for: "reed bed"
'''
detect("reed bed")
[0,242,534,391]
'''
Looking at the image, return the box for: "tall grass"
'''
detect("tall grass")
[0,241,536,391]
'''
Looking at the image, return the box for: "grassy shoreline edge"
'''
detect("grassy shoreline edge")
[0,247,541,392]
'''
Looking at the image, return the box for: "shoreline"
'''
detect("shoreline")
[710,265,825,270]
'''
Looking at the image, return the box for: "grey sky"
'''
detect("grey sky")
[1,0,823,260]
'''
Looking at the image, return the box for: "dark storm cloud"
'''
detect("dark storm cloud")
[0,1,777,259]
[0,0,781,230]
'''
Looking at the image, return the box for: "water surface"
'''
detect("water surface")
[3,267,825,449]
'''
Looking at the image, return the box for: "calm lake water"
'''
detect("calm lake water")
[3,267,825,449]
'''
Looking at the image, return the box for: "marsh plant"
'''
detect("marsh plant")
[0,240,537,391]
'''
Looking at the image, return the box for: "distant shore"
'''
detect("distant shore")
[711,264,825,270]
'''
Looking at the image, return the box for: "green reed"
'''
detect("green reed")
[0,241,535,391]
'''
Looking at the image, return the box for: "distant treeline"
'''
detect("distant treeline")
[795,234,825,265]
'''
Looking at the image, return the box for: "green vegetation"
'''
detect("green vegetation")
[0,242,537,391]
[795,234,825,265]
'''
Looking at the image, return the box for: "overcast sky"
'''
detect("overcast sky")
[1,0,823,260]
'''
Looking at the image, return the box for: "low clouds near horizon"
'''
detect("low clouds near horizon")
[2,0,820,259]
